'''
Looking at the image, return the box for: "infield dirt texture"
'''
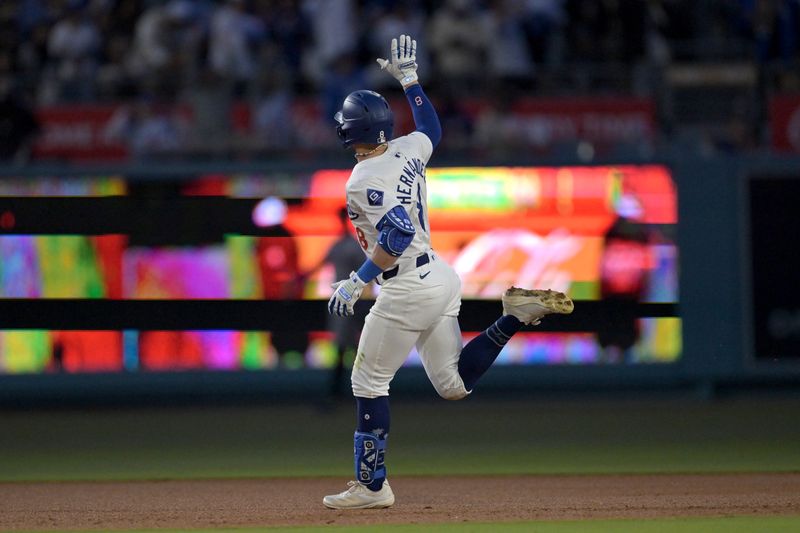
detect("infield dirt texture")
[2,474,800,530]
[1,397,799,531]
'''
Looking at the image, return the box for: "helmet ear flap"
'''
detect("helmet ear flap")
[334,111,350,146]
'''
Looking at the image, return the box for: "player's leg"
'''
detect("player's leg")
[350,312,419,490]
[414,259,573,394]
[456,314,524,391]
[458,288,573,390]
[323,312,418,509]
[419,288,572,395]
[416,315,470,400]
[414,260,468,399]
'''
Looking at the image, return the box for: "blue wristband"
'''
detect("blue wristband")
[356,259,383,283]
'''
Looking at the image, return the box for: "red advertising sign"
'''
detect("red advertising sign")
[770,95,800,151]
[33,97,655,162]
[34,105,128,161]
[460,97,656,148]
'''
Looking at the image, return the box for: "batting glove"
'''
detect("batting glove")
[328,271,367,317]
[376,34,418,88]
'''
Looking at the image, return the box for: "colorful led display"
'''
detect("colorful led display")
[0,166,679,373]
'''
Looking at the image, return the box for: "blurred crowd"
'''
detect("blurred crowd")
[2,0,800,159]
[5,0,797,101]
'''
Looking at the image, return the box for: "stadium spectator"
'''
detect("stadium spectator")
[257,0,310,89]
[16,0,51,37]
[45,3,100,102]
[252,82,294,149]
[482,0,536,88]
[96,33,133,100]
[427,0,489,89]
[93,0,144,99]
[320,53,368,129]
[126,0,196,96]
[208,0,266,89]
[15,22,49,97]
[105,97,188,158]
[744,0,799,65]
[247,13,301,148]
[367,3,428,88]
[99,0,144,39]
[521,0,565,66]
[301,0,357,84]
[368,4,427,56]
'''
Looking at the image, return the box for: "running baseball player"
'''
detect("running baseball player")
[323,35,573,509]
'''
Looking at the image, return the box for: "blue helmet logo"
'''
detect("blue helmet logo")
[334,90,394,147]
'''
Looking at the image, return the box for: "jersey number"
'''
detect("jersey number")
[356,227,368,250]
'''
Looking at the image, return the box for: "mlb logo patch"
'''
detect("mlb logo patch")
[367,189,384,206]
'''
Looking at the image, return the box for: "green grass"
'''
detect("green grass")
[1,397,799,481]
[18,516,800,533]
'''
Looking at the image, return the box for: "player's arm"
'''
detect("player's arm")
[377,34,441,148]
[328,205,416,317]
[369,242,401,271]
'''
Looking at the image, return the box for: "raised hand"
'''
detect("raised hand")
[376,34,418,88]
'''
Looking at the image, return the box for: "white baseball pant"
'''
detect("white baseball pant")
[351,252,469,400]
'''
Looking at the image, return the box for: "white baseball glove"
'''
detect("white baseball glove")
[376,34,418,88]
[328,271,367,317]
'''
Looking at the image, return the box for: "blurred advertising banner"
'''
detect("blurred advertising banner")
[750,176,800,360]
[34,103,192,161]
[749,175,800,360]
[459,97,655,150]
[0,165,679,372]
[770,95,800,152]
[32,98,655,162]
[33,105,128,161]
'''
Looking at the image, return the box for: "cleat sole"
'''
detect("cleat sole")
[503,288,574,315]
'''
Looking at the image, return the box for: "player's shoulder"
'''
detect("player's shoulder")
[393,131,432,154]
[393,131,433,162]
[346,165,381,191]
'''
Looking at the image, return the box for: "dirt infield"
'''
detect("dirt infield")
[2,474,799,531]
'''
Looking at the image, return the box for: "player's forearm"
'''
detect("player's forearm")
[352,248,398,284]
[404,84,441,148]
[370,246,399,271]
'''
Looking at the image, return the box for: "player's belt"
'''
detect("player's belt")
[381,253,430,281]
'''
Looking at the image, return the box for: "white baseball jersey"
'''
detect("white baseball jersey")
[345,132,433,259]
[345,131,469,401]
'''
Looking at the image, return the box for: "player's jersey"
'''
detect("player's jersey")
[345,131,434,260]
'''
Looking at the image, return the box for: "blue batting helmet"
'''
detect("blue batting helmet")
[334,90,394,147]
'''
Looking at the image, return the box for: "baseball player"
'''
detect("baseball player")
[323,35,573,510]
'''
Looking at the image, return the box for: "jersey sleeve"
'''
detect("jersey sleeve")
[348,175,406,230]
[404,131,434,164]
